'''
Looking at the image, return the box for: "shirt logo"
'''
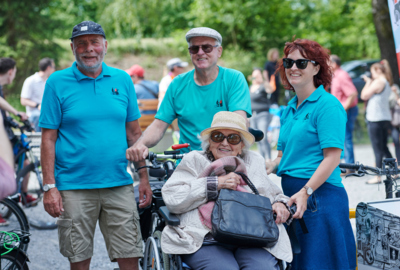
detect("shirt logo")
[216,100,223,107]
[304,113,310,120]
[112,88,119,95]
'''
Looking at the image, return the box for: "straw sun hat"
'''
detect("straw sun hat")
[200,111,255,145]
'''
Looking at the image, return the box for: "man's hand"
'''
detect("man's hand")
[17,112,28,121]
[138,179,152,208]
[43,188,64,218]
[288,188,308,219]
[126,142,149,162]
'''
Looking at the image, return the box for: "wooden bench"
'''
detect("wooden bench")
[138,99,159,131]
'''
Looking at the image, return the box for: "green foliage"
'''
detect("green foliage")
[0,0,63,95]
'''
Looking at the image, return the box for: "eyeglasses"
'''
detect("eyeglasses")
[188,44,219,54]
[282,58,317,69]
[210,131,242,145]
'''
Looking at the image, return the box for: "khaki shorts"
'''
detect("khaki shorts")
[57,185,143,263]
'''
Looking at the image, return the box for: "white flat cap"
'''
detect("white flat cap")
[185,27,222,44]
[167,58,189,69]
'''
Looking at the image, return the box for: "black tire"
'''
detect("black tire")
[0,249,29,270]
[16,161,42,201]
[0,199,30,252]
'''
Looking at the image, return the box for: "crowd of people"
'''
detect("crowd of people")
[0,18,398,270]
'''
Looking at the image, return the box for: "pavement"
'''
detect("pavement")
[24,143,395,269]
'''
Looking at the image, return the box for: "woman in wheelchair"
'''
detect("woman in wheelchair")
[161,111,292,270]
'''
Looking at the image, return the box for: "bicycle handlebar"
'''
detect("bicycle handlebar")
[171,143,190,150]
[5,117,34,132]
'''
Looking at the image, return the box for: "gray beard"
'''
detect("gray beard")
[75,52,105,73]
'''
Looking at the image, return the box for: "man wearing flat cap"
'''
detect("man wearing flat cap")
[39,20,151,270]
[127,27,252,161]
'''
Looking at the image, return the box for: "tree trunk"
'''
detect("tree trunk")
[372,0,399,84]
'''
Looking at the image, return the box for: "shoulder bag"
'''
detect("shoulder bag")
[211,172,279,248]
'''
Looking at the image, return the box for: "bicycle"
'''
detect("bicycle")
[0,197,30,252]
[0,230,30,270]
[339,158,400,269]
[3,117,57,230]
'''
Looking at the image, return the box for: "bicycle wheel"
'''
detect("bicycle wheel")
[0,249,29,270]
[0,199,29,252]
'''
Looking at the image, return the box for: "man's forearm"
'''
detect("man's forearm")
[140,119,169,148]
[0,96,18,116]
[41,140,56,185]
[21,97,39,108]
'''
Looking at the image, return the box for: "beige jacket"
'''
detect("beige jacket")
[161,150,292,262]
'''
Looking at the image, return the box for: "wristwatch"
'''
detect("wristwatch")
[303,185,313,196]
[43,184,56,192]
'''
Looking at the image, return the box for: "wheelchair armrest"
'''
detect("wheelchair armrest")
[159,206,180,226]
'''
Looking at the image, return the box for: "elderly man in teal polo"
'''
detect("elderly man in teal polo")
[127,27,252,162]
[39,21,151,270]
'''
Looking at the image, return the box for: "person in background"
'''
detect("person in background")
[361,60,393,184]
[329,55,358,173]
[158,58,188,108]
[0,57,29,226]
[266,38,356,269]
[389,83,400,162]
[20,57,55,131]
[126,64,159,114]
[158,58,188,141]
[0,112,16,201]
[249,68,273,161]
[263,48,280,105]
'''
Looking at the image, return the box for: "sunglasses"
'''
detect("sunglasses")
[282,58,317,69]
[188,44,219,54]
[210,131,242,145]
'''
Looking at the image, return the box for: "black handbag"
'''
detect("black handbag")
[211,172,279,248]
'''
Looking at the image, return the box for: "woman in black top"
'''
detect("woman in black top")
[263,48,280,104]
[249,68,274,161]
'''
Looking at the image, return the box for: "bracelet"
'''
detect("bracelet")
[35,103,40,108]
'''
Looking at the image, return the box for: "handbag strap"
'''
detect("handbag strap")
[234,172,259,195]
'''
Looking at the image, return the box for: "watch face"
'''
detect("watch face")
[43,185,49,191]
[307,188,313,195]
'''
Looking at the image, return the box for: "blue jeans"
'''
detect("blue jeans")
[344,106,358,163]
[250,111,272,160]
[282,175,356,270]
[29,110,41,132]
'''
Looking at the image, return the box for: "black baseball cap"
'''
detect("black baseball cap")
[70,21,106,40]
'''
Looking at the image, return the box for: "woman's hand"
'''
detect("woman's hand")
[288,188,309,219]
[217,172,241,191]
[272,202,290,224]
[265,160,278,174]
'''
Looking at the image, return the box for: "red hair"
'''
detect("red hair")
[277,38,332,91]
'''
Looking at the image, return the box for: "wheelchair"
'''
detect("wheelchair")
[135,146,299,270]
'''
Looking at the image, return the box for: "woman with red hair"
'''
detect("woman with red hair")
[266,39,356,269]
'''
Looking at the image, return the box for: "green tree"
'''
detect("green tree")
[0,0,64,94]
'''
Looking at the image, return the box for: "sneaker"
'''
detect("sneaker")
[23,194,38,206]
[366,177,382,185]
[0,214,9,226]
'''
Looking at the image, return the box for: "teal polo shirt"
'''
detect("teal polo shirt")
[156,66,252,152]
[39,62,141,191]
[276,85,346,187]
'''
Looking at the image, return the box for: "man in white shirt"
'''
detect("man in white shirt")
[20,58,55,131]
[158,58,188,108]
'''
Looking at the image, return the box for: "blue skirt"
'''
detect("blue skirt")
[282,175,356,270]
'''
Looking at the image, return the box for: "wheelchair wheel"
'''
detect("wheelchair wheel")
[142,230,171,270]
